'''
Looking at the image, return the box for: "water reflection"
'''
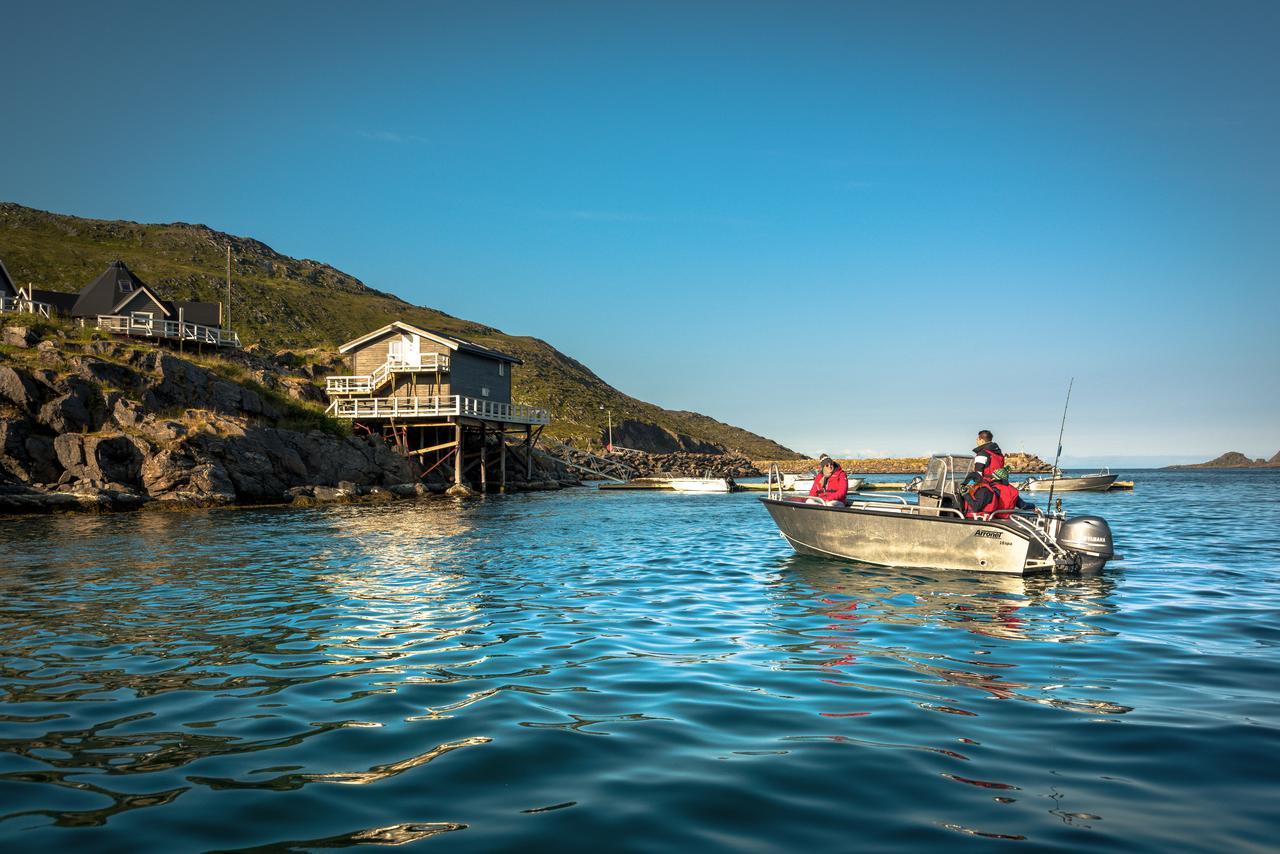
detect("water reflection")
[788,559,1118,643]
[778,558,1132,716]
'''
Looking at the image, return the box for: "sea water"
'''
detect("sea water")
[0,469,1277,851]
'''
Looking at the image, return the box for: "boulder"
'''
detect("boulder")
[0,366,42,410]
[2,326,38,348]
[37,378,106,433]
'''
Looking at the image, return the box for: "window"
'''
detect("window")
[498,363,505,376]
[481,387,490,397]
[118,277,133,293]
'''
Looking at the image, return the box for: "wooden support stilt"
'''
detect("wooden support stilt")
[480,425,488,493]
[408,439,458,457]
[500,429,507,493]
[525,426,532,480]
[454,422,463,487]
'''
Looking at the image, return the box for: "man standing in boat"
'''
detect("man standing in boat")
[960,430,1020,518]
[808,455,849,505]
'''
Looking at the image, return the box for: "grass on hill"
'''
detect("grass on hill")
[1,202,801,458]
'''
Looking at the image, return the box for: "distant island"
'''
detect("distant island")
[1162,451,1280,470]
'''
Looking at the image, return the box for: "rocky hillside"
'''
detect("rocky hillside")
[0,202,800,459]
[0,318,576,514]
[1162,451,1280,470]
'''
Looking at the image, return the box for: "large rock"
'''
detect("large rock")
[2,326,38,348]
[38,378,107,433]
[53,434,146,487]
[0,366,42,410]
[0,419,60,483]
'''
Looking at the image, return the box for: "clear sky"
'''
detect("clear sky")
[4,1,1277,465]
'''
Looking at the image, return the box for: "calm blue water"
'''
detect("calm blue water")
[1,469,1278,852]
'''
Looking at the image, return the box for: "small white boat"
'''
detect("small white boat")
[787,474,866,493]
[1020,469,1118,493]
[669,477,734,493]
[786,475,815,492]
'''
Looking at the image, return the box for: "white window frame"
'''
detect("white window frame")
[498,363,505,376]
[481,386,490,397]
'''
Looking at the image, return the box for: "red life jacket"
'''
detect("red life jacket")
[967,481,1021,519]
[975,445,1006,479]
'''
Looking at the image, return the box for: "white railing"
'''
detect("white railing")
[326,353,450,396]
[326,394,550,425]
[0,297,52,319]
[95,315,241,348]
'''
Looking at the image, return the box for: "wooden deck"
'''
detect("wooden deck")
[95,315,241,348]
[326,353,451,395]
[0,297,52,319]
[326,394,550,425]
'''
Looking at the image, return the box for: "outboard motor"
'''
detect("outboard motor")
[1056,516,1115,571]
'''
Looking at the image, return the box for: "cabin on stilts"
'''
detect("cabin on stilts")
[326,321,551,492]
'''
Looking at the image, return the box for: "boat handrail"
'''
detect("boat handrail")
[768,463,783,500]
[849,493,909,506]
[1005,512,1070,560]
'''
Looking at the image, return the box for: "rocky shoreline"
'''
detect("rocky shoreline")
[0,322,578,516]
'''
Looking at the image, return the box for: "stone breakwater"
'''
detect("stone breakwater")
[756,452,1054,475]
[606,448,762,479]
[0,323,576,514]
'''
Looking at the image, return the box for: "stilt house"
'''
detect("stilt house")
[326,321,551,491]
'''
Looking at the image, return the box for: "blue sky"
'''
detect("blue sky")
[3,2,1277,465]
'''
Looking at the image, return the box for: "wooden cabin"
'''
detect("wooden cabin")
[0,257,52,318]
[21,260,239,347]
[327,321,551,491]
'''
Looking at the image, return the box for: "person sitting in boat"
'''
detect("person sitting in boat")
[960,430,1020,518]
[807,455,849,505]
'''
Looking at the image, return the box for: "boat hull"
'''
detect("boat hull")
[669,478,733,493]
[760,496,1048,575]
[1021,474,1118,492]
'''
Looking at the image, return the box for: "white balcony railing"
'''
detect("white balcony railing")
[326,353,450,396]
[326,394,550,425]
[0,297,52,319]
[95,315,241,348]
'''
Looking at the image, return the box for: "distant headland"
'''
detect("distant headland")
[1162,451,1280,470]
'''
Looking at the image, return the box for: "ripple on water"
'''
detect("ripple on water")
[0,473,1278,850]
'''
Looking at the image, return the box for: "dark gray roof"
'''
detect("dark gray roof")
[172,300,221,327]
[29,289,78,313]
[339,321,522,364]
[71,260,159,317]
[450,335,522,364]
[0,258,15,297]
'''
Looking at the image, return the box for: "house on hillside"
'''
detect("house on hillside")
[0,257,52,318]
[326,320,550,491]
[25,260,239,347]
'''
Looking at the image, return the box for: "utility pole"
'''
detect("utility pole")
[225,243,232,330]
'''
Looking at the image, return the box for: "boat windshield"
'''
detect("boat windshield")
[919,454,975,495]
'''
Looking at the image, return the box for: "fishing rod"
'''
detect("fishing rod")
[1044,377,1074,513]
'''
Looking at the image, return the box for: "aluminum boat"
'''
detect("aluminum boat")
[1020,469,1118,492]
[760,455,1116,575]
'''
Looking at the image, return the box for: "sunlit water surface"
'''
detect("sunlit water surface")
[1,470,1278,852]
